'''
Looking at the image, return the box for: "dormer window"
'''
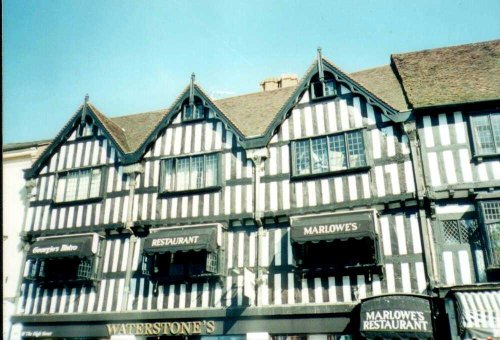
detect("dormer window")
[310,72,337,100]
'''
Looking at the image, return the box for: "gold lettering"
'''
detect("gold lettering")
[161,322,170,335]
[181,322,192,335]
[144,323,154,335]
[192,321,202,334]
[136,323,144,335]
[106,324,121,336]
[206,321,216,334]
[152,323,161,335]
[170,322,181,335]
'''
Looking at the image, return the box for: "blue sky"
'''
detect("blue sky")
[3,0,500,144]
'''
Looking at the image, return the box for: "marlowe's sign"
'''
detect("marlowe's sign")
[303,222,359,235]
[362,310,429,331]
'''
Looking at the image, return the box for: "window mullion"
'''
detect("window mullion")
[344,132,350,169]
[488,113,498,151]
[202,155,207,187]
[87,171,92,199]
[326,136,331,170]
[309,139,313,174]
[189,157,193,190]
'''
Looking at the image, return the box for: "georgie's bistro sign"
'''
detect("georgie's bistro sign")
[360,295,433,337]
[30,243,79,255]
[106,320,216,336]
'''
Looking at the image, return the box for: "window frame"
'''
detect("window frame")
[469,111,500,158]
[310,79,337,101]
[182,103,207,122]
[141,249,222,283]
[159,152,222,195]
[52,166,106,205]
[477,200,500,271]
[290,128,370,179]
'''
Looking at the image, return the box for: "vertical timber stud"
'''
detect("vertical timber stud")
[247,148,269,306]
[121,163,144,311]
[402,121,439,287]
[317,47,324,82]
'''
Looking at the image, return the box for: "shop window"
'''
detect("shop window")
[142,250,220,281]
[27,257,99,284]
[161,153,220,193]
[478,200,500,271]
[295,238,378,271]
[291,130,367,177]
[54,167,103,203]
[470,112,500,156]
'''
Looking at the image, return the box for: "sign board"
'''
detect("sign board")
[290,211,375,243]
[144,227,218,254]
[360,295,433,338]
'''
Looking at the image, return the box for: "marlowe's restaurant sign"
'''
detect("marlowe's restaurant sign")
[360,296,433,336]
[362,309,429,332]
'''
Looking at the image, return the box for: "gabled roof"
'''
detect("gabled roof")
[214,86,298,138]
[350,65,409,112]
[391,39,500,108]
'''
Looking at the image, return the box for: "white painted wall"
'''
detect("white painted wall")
[3,150,36,340]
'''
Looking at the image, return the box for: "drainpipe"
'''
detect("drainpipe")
[402,120,439,288]
[247,148,269,305]
[121,163,143,311]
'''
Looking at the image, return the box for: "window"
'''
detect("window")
[183,103,205,121]
[27,257,99,283]
[442,219,480,245]
[292,130,367,176]
[470,112,500,155]
[162,153,219,192]
[77,121,96,138]
[55,168,103,202]
[142,250,219,281]
[478,201,500,270]
[311,79,336,99]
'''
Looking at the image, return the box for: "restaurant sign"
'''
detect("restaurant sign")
[360,295,433,338]
[106,320,216,336]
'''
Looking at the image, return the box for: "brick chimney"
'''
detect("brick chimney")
[260,74,298,92]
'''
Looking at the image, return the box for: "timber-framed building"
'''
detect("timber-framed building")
[9,39,500,340]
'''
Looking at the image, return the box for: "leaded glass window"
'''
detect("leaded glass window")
[183,104,205,121]
[55,168,102,202]
[292,130,367,176]
[479,200,500,269]
[162,154,219,192]
[471,112,500,155]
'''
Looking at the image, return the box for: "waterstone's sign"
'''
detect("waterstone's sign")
[150,236,200,247]
[106,320,216,336]
[360,295,433,337]
[291,211,375,242]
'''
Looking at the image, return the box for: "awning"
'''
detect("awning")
[455,290,500,339]
[143,226,218,254]
[360,295,433,339]
[290,211,376,244]
[27,234,98,260]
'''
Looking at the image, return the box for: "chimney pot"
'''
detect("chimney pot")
[260,74,298,92]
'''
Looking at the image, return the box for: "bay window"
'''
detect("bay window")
[161,153,219,193]
[478,200,500,271]
[292,130,367,176]
[54,167,103,203]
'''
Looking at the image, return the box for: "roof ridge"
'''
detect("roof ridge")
[214,86,298,102]
[110,108,170,120]
[391,39,500,57]
[350,64,391,75]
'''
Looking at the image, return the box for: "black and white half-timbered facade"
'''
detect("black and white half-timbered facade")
[10,40,500,340]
